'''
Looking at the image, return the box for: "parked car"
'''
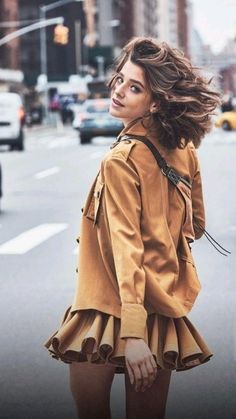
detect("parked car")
[73,98,123,144]
[0,92,25,151]
[215,111,236,131]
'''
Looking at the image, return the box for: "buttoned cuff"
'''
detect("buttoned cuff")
[120,303,147,340]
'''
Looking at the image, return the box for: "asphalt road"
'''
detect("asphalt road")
[0,124,235,419]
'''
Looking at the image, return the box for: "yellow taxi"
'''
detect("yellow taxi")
[215,111,236,130]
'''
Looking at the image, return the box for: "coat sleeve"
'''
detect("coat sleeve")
[103,156,147,340]
[191,150,205,239]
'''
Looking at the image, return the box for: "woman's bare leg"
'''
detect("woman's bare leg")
[69,361,116,419]
[125,368,172,419]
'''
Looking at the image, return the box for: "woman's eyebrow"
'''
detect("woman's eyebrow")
[119,72,145,89]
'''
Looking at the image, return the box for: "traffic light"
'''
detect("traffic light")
[53,24,69,45]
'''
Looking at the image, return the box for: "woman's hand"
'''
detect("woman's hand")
[124,337,158,392]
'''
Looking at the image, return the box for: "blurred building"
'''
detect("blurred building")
[98,0,191,53]
[19,0,86,85]
[0,0,87,86]
[133,0,191,55]
[0,0,19,69]
[133,0,158,38]
[0,0,217,89]
[177,0,189,56]
[215,37,236,94]
[157,0,178,47]
[18,0,41,86]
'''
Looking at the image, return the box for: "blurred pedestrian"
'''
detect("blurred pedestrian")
[45,37,220,419]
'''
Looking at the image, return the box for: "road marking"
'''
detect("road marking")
[48,138,74,148]
[34,166,60,179]
[89,151,105,159]
[0,223,68,254]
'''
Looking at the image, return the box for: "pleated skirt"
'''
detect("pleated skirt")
[45,306,213,374]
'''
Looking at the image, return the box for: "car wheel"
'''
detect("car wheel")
[80,135,91,144]
[16,129,24,151]
[222,121,231,131]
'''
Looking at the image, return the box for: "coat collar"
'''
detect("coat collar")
[117,114,160,142]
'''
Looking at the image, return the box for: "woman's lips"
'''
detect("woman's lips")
[112,98,125,107]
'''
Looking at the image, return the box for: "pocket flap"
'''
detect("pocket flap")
[83,177,104,225]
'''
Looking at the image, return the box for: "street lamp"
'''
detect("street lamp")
[40,0,84,122]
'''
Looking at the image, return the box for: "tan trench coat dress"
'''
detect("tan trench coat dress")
[45,118,213,373]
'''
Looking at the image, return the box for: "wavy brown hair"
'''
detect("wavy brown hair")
[108,37,221,149]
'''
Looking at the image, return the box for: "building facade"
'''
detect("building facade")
[2,0,228,92]
[177,0,189,56]
[157,0,178,47]
[132,0,158,38]
[0,0,19,69]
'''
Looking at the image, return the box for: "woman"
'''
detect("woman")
[45,37,220,418]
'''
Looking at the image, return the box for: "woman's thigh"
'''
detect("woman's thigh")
[69,361,116,419]
[125,368,172,419]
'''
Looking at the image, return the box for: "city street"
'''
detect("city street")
[0,124,235,419]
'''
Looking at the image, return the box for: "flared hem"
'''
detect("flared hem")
[44,307,213,374]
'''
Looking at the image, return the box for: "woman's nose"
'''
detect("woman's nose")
[114,83,125,97]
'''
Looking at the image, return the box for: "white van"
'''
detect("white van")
[0,92,25,151]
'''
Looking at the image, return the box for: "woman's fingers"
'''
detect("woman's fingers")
[139,356,158,392]
[126,359,134,385]
[131,359,156,392]
[144,357,157,389]
[124,339,158,392]
[150,356,158,381]
[150,355,157,371]
[132,363,143,392]
[139,362,149,392]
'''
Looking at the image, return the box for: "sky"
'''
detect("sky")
[190,0,236,54]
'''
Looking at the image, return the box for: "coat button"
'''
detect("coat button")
[81,207,84,213]
[94,191,100,198]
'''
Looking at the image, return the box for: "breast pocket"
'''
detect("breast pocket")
[83,177,104,226]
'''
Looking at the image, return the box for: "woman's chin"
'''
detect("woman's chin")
[109,106,120,118]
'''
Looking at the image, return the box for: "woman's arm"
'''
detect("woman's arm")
[103,155,147,340]
[103,154,158,391]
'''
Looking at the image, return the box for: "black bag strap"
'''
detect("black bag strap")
[120,134,192,189]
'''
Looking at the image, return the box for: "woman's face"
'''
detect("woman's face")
[109,59,156,127]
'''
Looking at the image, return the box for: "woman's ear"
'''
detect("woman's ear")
[150,102,159,114]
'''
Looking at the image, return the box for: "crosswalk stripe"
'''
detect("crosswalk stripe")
[34,167,60,179]
[0,223,68,254]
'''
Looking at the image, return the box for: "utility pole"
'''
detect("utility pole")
[40,8,48,121]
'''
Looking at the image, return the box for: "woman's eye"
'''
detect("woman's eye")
[116,76,123,84]
[130,85,140,93]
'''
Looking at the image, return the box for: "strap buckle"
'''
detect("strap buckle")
[161,166,181,186]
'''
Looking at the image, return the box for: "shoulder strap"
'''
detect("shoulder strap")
[121,134,192,189]
[121,135,231,257]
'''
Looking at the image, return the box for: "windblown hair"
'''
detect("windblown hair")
[108,37,221,149]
